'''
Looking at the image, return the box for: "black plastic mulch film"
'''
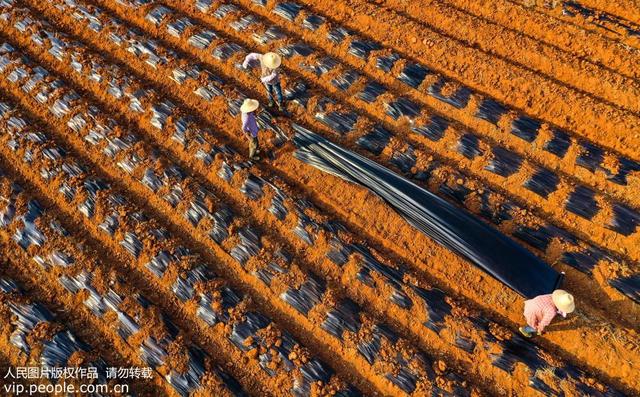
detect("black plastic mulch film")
[0,277,114,387]
[4,0,637,302]
[293,125,563,298]
[0,0,634,394]
[561,1,640,37]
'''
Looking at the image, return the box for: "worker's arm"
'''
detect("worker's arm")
[536,308,556,333]
[242,53,261,69]
[260,71,278,84]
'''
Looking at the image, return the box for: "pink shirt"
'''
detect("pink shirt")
[523,294,558,332]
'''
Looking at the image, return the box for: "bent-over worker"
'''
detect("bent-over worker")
[242,52,285,112]
[520,289,575,338]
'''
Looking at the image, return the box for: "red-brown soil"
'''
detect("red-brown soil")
[0,0,637,395]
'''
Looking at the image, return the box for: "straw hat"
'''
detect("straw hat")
[240,98,259,113]
[261,52,282,69]
[551,290,575,313]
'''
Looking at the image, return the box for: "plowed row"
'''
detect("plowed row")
[0,0,637,395]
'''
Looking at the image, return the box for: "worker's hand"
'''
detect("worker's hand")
[235,63,246,71]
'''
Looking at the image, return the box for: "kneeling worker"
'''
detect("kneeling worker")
[520,289,575,337]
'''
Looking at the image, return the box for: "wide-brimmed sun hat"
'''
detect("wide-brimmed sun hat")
[240,98,259,113]
[261,52,282,69]
[552,289,575,314]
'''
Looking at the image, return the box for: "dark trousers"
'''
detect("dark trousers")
[249,136,259,159]
[264,81,283,106]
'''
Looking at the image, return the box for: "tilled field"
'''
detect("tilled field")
[0,0,638,395]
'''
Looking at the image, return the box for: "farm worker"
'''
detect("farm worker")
[240,98,261,161]
[519,289,575,338]
[242,52,285,112]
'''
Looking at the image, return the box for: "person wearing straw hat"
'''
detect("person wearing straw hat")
[242,52,285,112]
[519,289,575,338]
[240,98,261,160]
